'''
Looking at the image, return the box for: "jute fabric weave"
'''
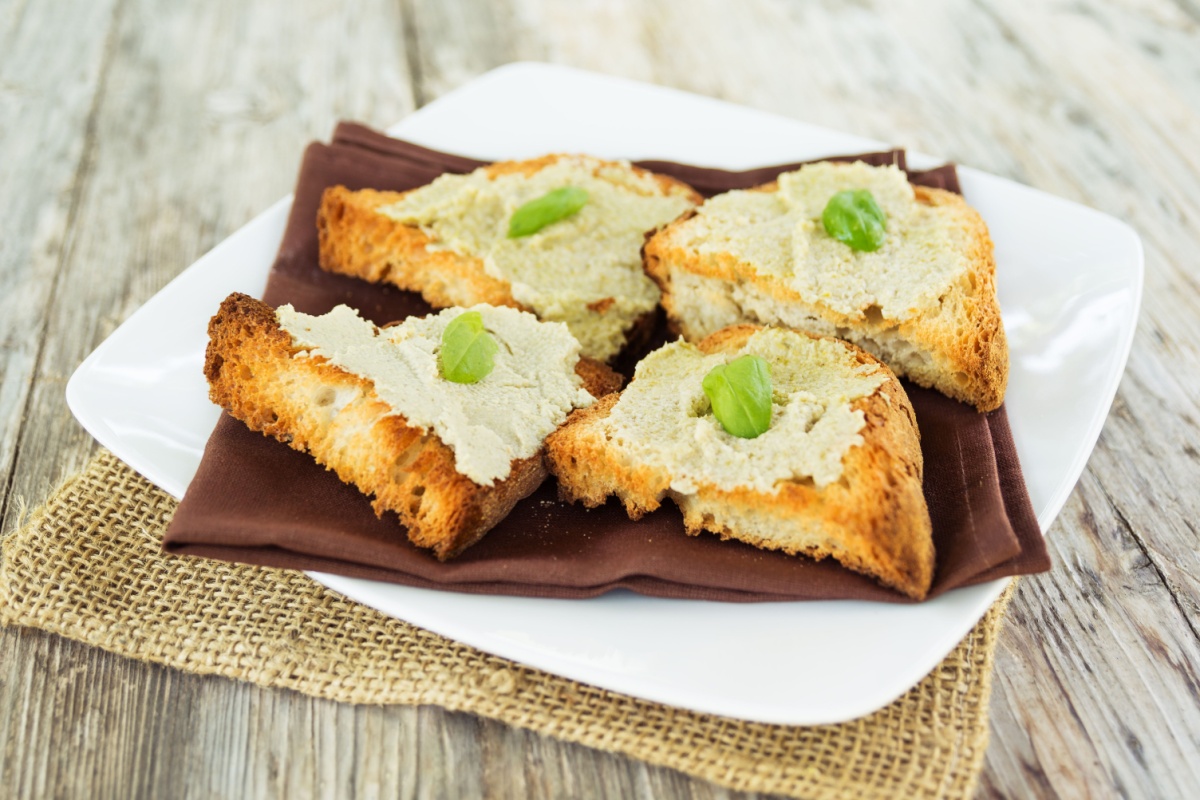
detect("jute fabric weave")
[0,450,1013,799]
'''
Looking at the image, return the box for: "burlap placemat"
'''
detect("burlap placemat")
[0,450,1013,799]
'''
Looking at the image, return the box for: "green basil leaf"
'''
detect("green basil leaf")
[702,354,773,439]
[439,311,499,384]
[821,189,887,252]
[507,186,589,238]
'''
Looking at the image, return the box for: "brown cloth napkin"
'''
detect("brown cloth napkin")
[165,122,1049,602]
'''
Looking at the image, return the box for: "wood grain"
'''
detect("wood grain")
[0,0,120,530]
[2,0,1199,797]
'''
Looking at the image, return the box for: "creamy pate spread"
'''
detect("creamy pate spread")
[602,328,888,493]
[671,162,969,321]
[378,156,695,362]
[276,303,595,486]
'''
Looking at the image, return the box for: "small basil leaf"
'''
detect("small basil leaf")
[821,189,887,252]
[439,311,499,384]
[702,354,773,439]
[507,187,589,238]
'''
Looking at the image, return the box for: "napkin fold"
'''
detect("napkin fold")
[164,122,1049,602]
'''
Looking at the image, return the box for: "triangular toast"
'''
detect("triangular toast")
[205,293,621,559]
[643,161,1007,411]
[317,155,701,363]
[546,323,935,599]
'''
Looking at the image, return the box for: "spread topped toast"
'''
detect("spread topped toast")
[545,323,935,599]
[205,293,622,559]
[317,154,701,363]
[643,161,1008,411]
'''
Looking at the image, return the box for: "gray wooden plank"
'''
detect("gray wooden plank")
[0,1,122,793]
[0,0,120,531]
[981,473,1200,798]
[404,0,541,104]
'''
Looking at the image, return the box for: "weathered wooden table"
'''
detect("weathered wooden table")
[3,1,1198,796]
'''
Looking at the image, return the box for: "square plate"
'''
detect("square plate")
[66,63,1142,724]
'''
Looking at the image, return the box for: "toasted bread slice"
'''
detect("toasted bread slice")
[205,293,622,560]
[545,324,934,599]
[317,154,701,363]
[644,162,1008,411]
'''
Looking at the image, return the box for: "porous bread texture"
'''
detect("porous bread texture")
[205,293,622,560]
[317,154,702,363]
[545,324,935,599]
[643,166,1008,412]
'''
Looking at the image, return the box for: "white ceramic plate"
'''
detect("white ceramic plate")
[66,63,1142,725]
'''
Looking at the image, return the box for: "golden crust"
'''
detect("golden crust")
[545,324,935,599]
[205,292,622,560]
[643,183,1009,412]
[318,186,519,310]
[316,155,702,363]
